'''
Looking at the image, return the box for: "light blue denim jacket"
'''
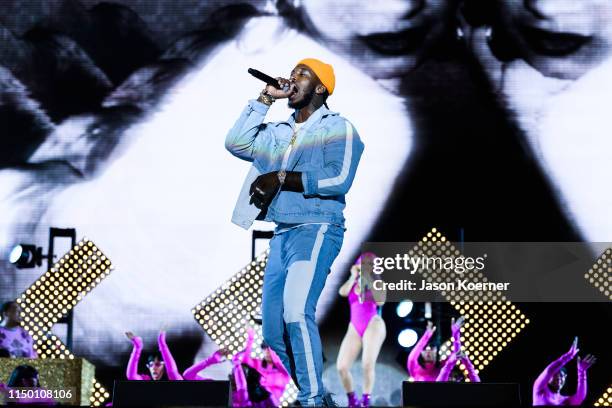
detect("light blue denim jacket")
[226,100,364,229]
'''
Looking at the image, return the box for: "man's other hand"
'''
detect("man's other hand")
[249,172,281,209]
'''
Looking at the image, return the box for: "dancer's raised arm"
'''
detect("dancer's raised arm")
[158,331,182,380]
[125,332,149,380]
[568,354,596,405]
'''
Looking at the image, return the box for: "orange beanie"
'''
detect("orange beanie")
[297,58,335,95]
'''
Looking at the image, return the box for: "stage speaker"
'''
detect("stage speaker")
[113,380,230,407]
[402,382,521,407]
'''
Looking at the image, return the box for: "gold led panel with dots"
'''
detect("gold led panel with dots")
[584,248,611,300]
[585,249,611,406]
[192,249,298,405]
[595,386,612,407]
[16,238,112,407]
[413,228,530,378]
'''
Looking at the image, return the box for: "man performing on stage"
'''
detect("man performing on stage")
[225,58,364,406]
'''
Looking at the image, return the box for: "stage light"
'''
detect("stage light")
[413,228,529,377]
[398,328,418,348]
[595,386,612,407]
[585,248,611,300]
[396,300,413,318]
[424,302,432,319]
[17,238,113,406]
[9,244,44,268]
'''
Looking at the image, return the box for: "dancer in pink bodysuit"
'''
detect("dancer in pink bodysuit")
[233,328,291,407]
[408,317,466,382]
[407,320,439,381]
[184,329,290,407]
[435,317,479,383]
[348,277,378,338]
[337,253,386,408]
[125,331,182,380]
[182,348,249,406]
[436,352,480,382]
[533,337,596,406]
[182,348,253,407]
[182,350,226,381]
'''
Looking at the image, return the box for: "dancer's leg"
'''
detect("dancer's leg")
[336,324,362,407]
[336,324,362,393]
[361,316,386,394]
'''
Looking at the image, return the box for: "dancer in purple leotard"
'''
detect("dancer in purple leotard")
[435,317,479,383]
[408,317,467,382]
[436,351,480,383]
[336,253,386,408]
[184,329,290,407]
[182,348,251,407]
[406,320,439,381]
[533,337,597,406]
[182,347,255,406]
[125,331,182,380]
[233,328,291,407]
[182,349,226,381]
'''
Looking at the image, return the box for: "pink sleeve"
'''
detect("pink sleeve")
[451,324,461,354]
[237,330,263,372]
[158,331,182,380]
[231,362,250,407]
[407,328,433,377]
[237,353,262,372]
[568,367,588,405]
[460,355,480,382]
[533,351,574,395]
[126,337,148,380]
[183,351,224,380]
[269,348,290,378]
[436,354,457,382]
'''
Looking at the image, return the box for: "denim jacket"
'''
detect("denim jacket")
[226,100,364,229]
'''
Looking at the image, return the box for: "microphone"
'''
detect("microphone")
[248,68,284,89]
